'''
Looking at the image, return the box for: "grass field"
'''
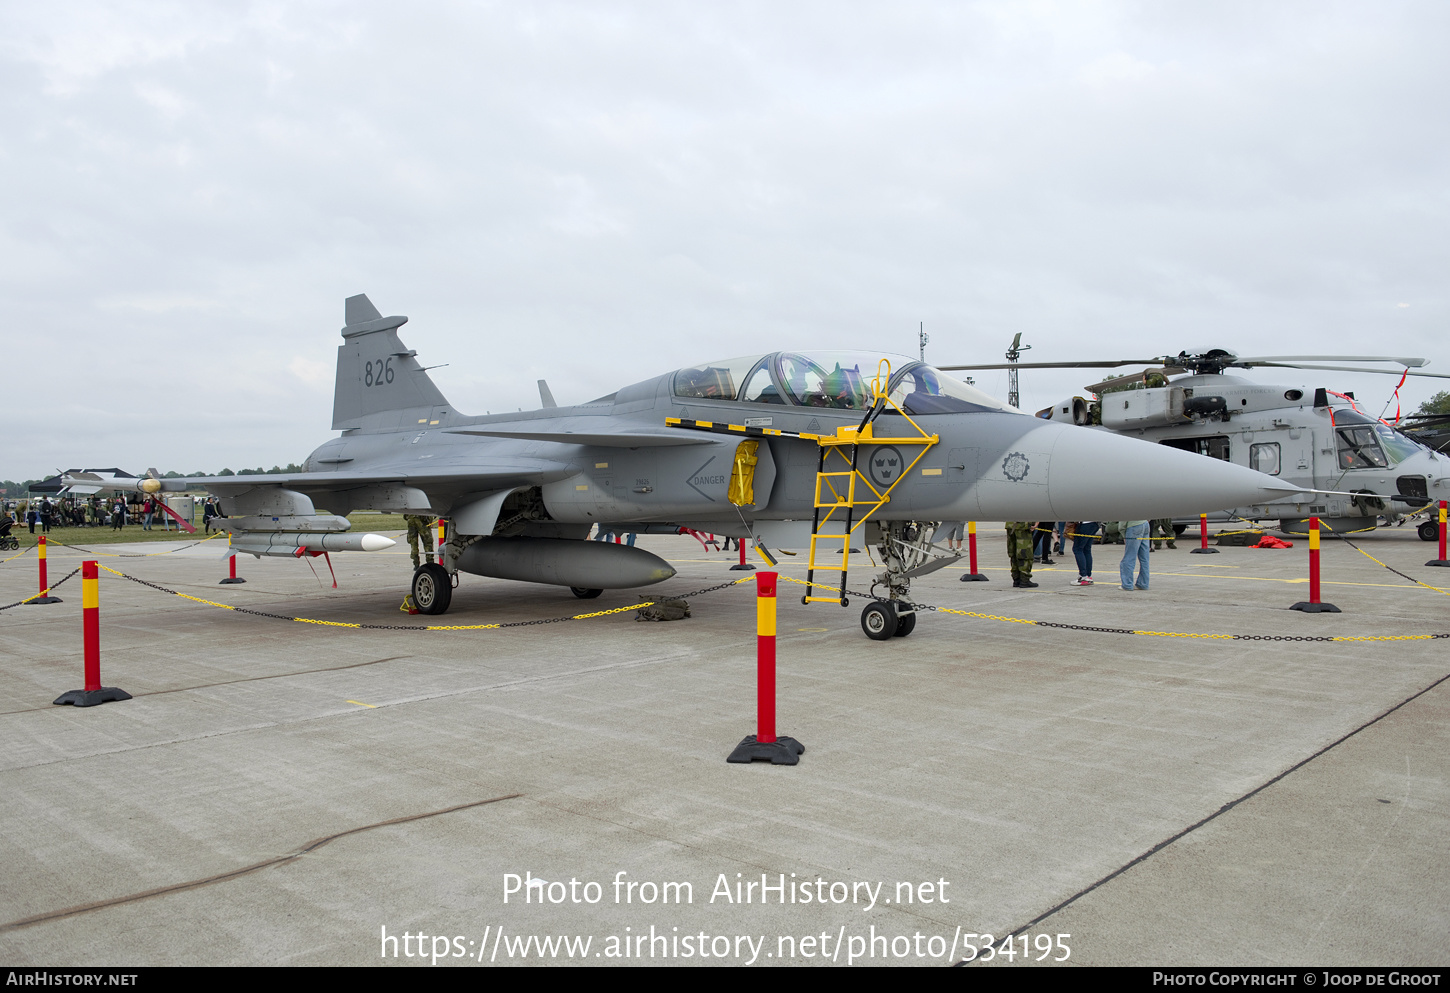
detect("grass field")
[2,513,411,550]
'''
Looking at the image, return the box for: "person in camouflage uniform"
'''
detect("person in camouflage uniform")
[1005,521,1037,588]
[1151,518,1177,551]
[404,514,436,569]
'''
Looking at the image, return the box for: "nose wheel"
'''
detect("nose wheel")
[862,601,915,640]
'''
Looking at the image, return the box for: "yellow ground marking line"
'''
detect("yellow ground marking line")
[42,530,228,557]
[1340,543,1450,597]
[1150,570,1448,592]
[92,565,753,631]
[346,700,377,708]
[773,574,1447,642]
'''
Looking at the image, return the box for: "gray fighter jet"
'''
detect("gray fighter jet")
[111,294,1307,637]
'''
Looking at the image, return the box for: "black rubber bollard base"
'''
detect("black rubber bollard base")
[727,734,805,765]
[1189,548,1219,555]
[218,577,247,584]
[729,563,756,571]
[1425,560,1450,568]
[1290,601,1341,613]
[959,573,989,582]
[25,596,63,604]
[53,687,132,707]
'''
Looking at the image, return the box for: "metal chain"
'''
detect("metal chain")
[0,568,79,611]
[99,568,752,631]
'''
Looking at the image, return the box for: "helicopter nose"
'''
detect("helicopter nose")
[1043,424,1306,521]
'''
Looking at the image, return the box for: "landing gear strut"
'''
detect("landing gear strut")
[859,521,952,640]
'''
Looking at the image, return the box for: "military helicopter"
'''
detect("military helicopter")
[92,298,1309,640]
[941,348,1450,538]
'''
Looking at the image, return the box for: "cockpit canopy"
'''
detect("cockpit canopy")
[672,351,1015,415]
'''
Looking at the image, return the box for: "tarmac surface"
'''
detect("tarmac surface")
[0,524,1446,967]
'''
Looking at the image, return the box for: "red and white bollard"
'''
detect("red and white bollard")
[53,561,131,707]
[1290,516,1341,613]
[27,535,64,605]
[1427,501,1450,568]
[1189,514,1218,555]
[727,572,804,765]
[960,521,988,581]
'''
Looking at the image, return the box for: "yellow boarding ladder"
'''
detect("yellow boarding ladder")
[802,360,938,606]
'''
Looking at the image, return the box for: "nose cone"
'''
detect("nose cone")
[1044,426,1303,520]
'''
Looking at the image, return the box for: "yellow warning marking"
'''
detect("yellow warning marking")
[595,462,609,469]
[346,700,377,708]
[921,468,942,476]
[575,485,589,491]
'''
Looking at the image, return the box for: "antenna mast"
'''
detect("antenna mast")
[1006,333,1030,409]
[918,322,929,363]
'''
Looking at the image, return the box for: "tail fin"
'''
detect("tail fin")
[332,294,453,430]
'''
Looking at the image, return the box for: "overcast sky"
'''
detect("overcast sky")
[3,1,1447,479]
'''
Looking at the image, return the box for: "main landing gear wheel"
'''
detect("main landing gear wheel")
[411,563,453,615]
[1419,521,1440,542]
[893,611,916,638]
[570,587,603,599]
[861,601,897,641]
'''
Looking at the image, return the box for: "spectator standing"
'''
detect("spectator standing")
[1119,520,1150,590]
[1069,521,1100,586]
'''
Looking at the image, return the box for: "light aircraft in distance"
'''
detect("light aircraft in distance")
[104,296,1309,640]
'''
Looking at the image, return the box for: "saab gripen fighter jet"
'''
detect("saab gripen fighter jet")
[110,295,1309,639]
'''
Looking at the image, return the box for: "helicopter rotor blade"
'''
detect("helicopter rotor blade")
[1236,362,1450,380]
[1231,355,1428,368]
[937,359,1165,372]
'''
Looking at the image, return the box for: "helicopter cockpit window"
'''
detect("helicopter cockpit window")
[672,355,764,401]
[1335,426,1388,470]
[1374,423,1426,464]
[776,353,873,409]
[887,363,1013,415]
[1250,443,1281,475]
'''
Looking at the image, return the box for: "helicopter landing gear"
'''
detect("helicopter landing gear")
[861,601,897,641]
[1419,521,1439,542]
[894,610,916,638]
[411,563,452,616]
[570,587,603,598]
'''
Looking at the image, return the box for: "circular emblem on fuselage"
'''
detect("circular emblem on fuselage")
[1001,451,1030,482]
[868,446,905,488]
